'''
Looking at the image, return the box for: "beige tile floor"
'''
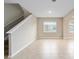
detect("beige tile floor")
[5,39,74,59]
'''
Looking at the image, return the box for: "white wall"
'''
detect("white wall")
[7,15,37,57]
[22,7,31,17]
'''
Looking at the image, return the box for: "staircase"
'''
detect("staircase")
[4,35,9,56]
[4,3,31,57]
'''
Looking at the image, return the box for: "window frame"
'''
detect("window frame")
[43,21,57,33]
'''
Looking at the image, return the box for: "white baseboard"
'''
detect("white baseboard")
[8,39,36,58]
[39,37,63,39]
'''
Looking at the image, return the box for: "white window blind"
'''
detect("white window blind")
[68,20,74,32]
[43,21,57,32]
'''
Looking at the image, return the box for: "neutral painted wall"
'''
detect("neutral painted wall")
[21,7,31,17]
[4,4,24,27]
[63,10,74,39]
[7,15,37,57]
[37,17,63,39]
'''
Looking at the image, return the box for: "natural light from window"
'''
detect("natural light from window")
[43,21,57,32]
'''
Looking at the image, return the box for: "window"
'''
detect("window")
[68,20,74,32]
[43,21,57,32]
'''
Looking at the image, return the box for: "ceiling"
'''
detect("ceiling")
[5,0,74,17]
